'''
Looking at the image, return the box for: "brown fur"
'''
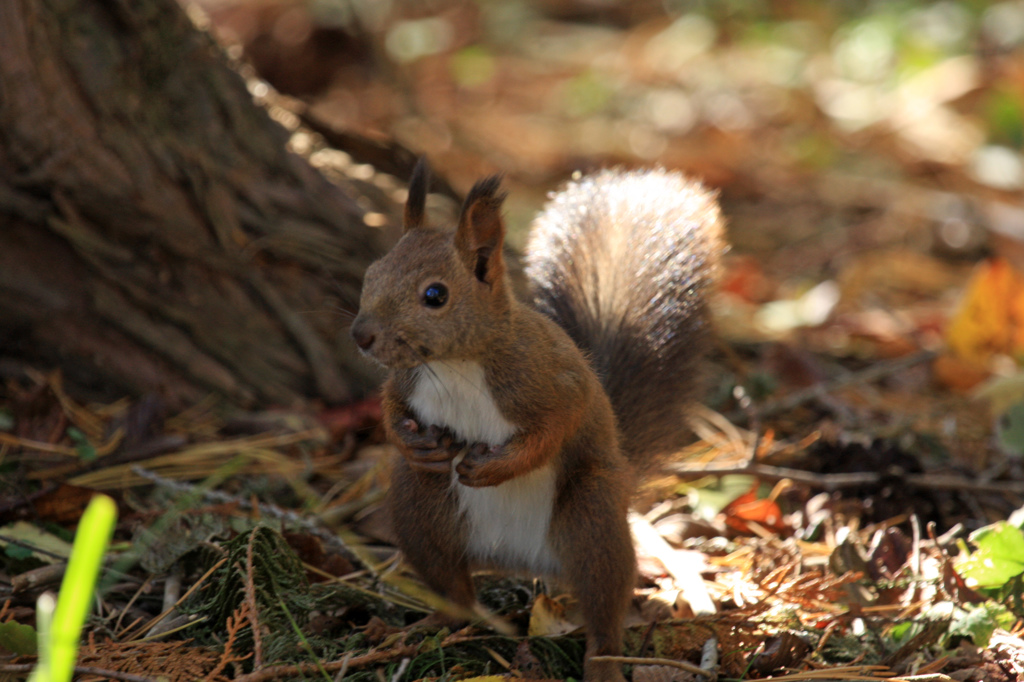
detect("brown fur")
[527,169,724,473]
[351,163,723,682]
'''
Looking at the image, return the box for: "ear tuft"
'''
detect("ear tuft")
[404,157,430,231]
[461,174,507,214]
[455,174,508,286]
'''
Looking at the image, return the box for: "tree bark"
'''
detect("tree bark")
[0,0,388,407]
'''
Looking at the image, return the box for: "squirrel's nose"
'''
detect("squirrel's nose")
[351,318,376,351]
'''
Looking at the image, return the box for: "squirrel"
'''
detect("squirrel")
[350,159,723,682]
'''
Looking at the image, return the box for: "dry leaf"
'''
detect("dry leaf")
[947,258,1024,367]
[527,594,578,637]
[27,484,102,524]
[720,482,786,534]
[933,353,991,392]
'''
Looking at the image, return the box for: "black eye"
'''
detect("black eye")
[422,282,449,308]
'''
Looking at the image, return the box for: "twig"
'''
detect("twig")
[231,636,470,682]
[332,652,352,682]
[731,385,760,468]
[909,514,923,601]
[115,576,152,634]
[10,552,139,594]
[145,569,183,638]
[900,474,1024,495]
[244,532,264,669]
[209,602,255,678]
[121,557,226,641]
[746,666,888,680]
[0,433,77,455]
[0,664,157,682]
[737,350,937,422]
[666,461,1024,496]
[699,637,719,679]
[588,655,716,680]
[390,657,411,682]
[812,621,838,657]
[10,561,67,593]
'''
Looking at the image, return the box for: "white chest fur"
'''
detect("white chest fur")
[408,361,559,575]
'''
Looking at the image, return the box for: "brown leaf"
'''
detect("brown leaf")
[721,481,787,534]
[282,531,353,581]
[30,484,103,524]
[750,632,812,676]
[941,560,987,605]
[527,594,578,637]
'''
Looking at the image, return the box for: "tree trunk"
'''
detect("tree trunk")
[0,0,389,408]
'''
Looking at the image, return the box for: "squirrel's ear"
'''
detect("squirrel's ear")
[455,175,507,286]
[404,157,430,232]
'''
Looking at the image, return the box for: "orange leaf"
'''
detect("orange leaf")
[946,258,1024,367]
[721,481,786,534]
[932,353,990,392]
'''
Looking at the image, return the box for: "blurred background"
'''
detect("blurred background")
[188,0,1024,408]
[193,0,1024,243]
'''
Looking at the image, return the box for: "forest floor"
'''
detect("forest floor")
[4,1,1024,680]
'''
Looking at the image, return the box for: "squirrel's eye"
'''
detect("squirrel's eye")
[422,282,449,308]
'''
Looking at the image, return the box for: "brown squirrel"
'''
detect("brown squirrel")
[351,159,723,682]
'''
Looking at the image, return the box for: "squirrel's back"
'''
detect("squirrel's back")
[524,169,724,471]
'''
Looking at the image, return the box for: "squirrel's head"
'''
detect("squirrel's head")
[351,159,512,369]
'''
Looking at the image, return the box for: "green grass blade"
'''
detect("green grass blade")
[30,494,117,682]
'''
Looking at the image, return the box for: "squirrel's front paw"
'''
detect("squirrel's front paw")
[455,442,511,487]
[395,420,463,473]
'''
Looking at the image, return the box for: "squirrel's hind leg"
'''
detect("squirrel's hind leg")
[550,474,635,682]
[389,458,476,611]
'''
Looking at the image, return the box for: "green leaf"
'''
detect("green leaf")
[996,402,1024,456]
[688,475,762,517]
[451,46,496,89]
[0,620,37,655]
[888,620,914,642]
[985,88,1024,148]
[948,602,1015,647]
[66,427,96,462]
[5,544,34,561]
[957,521,1024,590]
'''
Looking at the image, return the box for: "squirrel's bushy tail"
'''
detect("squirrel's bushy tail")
[525,169,724,474]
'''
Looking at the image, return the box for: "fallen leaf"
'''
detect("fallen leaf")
[933,353,991,392]
[750,632,812,676]
[30,484,101,524]
[0,521,73,562]
[0,620,37,655]
[527,594,578,637]
[957,521,1024,590]
[721,481,787,534]
[946,258,1024,367]
[721,255,775,303]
